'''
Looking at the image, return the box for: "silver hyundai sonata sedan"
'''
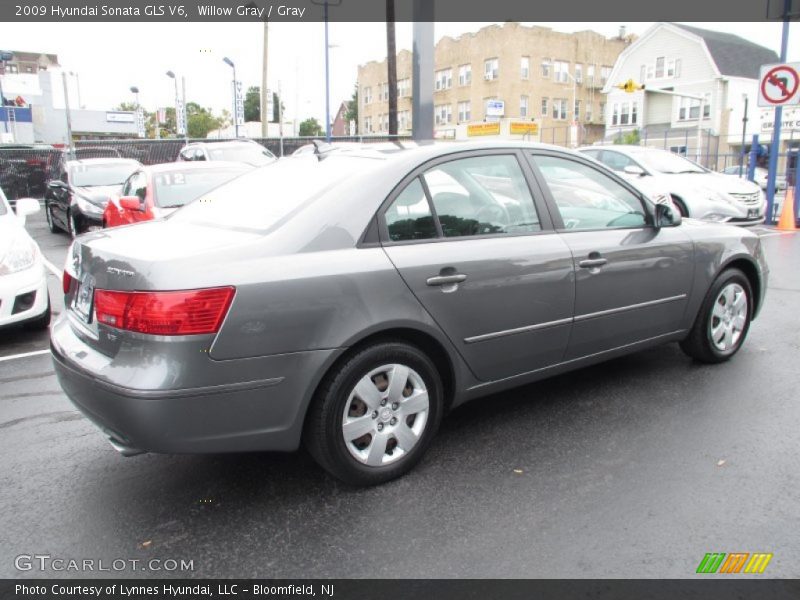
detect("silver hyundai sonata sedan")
[51,142,768,485]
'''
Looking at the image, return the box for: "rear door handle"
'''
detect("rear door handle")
[578,258,608,268]
[426,274,467,286]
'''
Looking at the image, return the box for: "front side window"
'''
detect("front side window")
[595,150,638,173]
[423,155,541,238]
[533,155,647,230]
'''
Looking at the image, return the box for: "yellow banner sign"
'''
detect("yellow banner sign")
[467,122,501,137]
[510,122,539,135]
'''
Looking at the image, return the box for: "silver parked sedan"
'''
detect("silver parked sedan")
[51,142,768,485]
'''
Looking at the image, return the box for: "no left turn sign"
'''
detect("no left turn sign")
[758,63,800,107]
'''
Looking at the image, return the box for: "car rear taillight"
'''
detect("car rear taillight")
[62,271,74,294]
[94,287,235,335]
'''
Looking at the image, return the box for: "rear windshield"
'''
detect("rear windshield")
[207,144,275,166]
[70,162,139,187]
[171,155,378,231]
[153,167,247,208]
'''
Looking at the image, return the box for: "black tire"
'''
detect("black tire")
[24,296,51,331]
[304,341,444,486]
[680,268,753,363]
[45,201,61,233]
[671,195,689,218]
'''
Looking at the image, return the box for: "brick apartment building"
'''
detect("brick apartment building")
[357,22,631,144]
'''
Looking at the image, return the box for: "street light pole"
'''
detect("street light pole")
[222,57,238,138]
[166,70,181,137]
[323,1,331,142]
[739,94,748,177]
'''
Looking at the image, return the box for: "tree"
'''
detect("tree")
[614,129,641,145]
[186,102,225,138]
[345,84,358,133]
[244,86,261,122]
[299,118,323,137]
[272,92,285,123]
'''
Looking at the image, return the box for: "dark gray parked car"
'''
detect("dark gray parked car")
[51,142,768,485]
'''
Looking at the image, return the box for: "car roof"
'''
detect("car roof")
[65,157,141,168]
[145,161,251,173]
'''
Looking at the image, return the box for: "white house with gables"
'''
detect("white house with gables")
[601,23,782,167]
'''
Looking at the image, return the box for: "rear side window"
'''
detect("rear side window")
[382,154,541,243]
[424,155,540,237]
[385,178,437,241]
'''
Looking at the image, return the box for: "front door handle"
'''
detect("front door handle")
[426,273,467,286]
[578,257,608,269]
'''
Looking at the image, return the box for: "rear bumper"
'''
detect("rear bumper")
[50,314,342,454]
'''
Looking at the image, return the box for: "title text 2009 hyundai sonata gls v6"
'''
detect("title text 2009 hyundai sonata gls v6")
[51,142,768,485]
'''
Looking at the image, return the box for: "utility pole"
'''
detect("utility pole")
[739,94,749,177]
[61,71,74,156]
[278,80,284,156]
[411,0,434,141]
[386,0,398,136]
[181,76,187,139]
[261,21,269,137]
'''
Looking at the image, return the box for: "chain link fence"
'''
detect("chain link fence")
[0,135,410,202]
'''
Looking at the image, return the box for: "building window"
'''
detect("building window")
[435,104,452,125]
[399,110,412,131]
[600,66,612,85]
[620,103,630,125]
[457,101,471,123]
[586,102,593,122]
[679,94,711,120]
[458,64,472,86]
[520,56,530,79]
[397,78,410,98]
[363,86,372,105]
[574,100,581,121]
[587,64,595,85]
[541,58,551,78]
[612,103,619,125]
[599,102,606,121]
[541,97,549,117]
[575,64,583,84]
[667,59,681,78]
[554,60,569,83]
[364,116,373,132]
[484,58,499,81]
[631,101,638,125]
[7,64,18,73]
[520,95,529,118]
[435,68,453,91]
[553,98,568,120]
[655,57,665,79]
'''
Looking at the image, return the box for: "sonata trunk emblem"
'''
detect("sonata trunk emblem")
[107,266,135,277]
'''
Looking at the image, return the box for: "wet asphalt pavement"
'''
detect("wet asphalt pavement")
[1,208,798,579]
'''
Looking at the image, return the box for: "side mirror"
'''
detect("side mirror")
[623,165,646,176]
[655,202,681,228]
[119,196,144,212]
[48,180,67,190]
[15,197,40,227]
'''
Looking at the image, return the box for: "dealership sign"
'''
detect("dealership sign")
[106,111,135,123]
[510,121,538,135]
[467,122,501,136]
[759,106,800,131]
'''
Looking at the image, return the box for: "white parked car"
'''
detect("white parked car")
[0,189,51,330]
[721,165,786,191]
[579,146,766,225]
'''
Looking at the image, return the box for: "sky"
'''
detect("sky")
[1,21,798,128]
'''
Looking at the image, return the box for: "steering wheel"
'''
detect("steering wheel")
[475,203,510,229]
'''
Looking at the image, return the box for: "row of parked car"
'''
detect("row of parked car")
[43,139,276,237]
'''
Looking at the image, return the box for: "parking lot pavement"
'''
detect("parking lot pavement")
[1,210,798,578]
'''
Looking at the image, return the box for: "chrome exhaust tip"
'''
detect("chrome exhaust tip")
[108,436,146,457]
